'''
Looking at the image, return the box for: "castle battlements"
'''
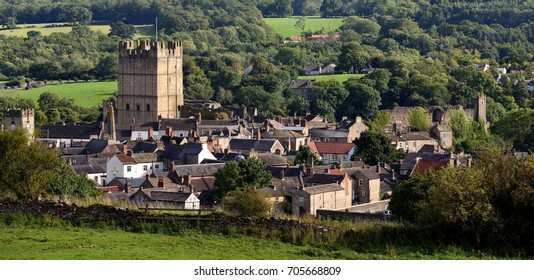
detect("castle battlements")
[4,108,34,119]
[119,40,182,58]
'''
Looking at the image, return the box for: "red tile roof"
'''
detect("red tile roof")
[313,142,354,154]
[411,159,449,176]
[116,154,136,164]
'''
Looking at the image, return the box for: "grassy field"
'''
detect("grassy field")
[0,22,153,38]
[264,16,344,38]
[0,214,513,260]
[0,81,116,108]
[297,74,364,82]
[0,23,111,37]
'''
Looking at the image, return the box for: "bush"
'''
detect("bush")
[223,189,271,217]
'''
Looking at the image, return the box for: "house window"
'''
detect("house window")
[126,104,130,110]
[324,138,329,142]
[361,191,366,197]
[127,166,132,172]
[143,165,147,171]
[146,104,150,111]
[314,138,320,142]
[358,179,363,186]
[136,104,140,111]
[155,164,160,169]
[330,194,333,199]
[332,154,338,160]
[93,176,98,181]
[299,196,304,203]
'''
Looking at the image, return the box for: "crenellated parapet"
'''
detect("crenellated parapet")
[118,40,182,58]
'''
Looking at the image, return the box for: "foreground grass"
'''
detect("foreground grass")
[0,213,515,260]
[0,81,116,108]
[297,74,364,82]
[264,17,344,38]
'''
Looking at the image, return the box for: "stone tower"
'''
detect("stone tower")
[2,108,35,137]
[474,94,487,125]
[117,40,183,129]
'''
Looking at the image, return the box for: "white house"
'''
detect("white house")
[106,153,164,181]
[309,142,355,165]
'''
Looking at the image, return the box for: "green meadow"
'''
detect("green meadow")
[0,23,154,38]
[1,81,117,108]
[0,213,513,260]
[264,16,344,38]
[297,74,364,83]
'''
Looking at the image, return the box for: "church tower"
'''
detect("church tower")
[117,40,183,129]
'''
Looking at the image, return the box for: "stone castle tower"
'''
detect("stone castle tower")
[1,108,35,137]
[117,40,183,129]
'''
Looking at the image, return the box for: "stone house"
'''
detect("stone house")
[351,169,381,204]
[229,138,285,155]
[292,184,347,216]
[388,133,437,153]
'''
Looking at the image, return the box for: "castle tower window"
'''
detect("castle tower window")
[136,104,140,111]
[126,104,130,110]
[146,104,150,111]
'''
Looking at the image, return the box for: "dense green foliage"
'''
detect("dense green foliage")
[223,189,271,217]
[391,153,534,253]
[0,128,101,200]
[294,144,322,166]
[212,157,273,201]
[353,130,404,165]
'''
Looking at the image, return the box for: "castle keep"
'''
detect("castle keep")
[117,41,184,129]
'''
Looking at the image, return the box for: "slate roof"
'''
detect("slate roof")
[303,64,321,72]
[398,133,432,141]
[161,143,203,160]
[338,119,368,130]
[172,163,226,177]
[256,153,288,167]
[354,169,381,180]
[400,152,451,171]
[261,130,305,139]
[268,166,304,178]
[131,153,158,163]
[132,142,158,153]
[309,128,349,138]
[39,122,101,139]
[159,118,197,130]
[306,173,346,185]
[312,142,354,154]
[303,183,344,195]
[72,163,106,174]
[258,187,284,198]
[214,152,247,162]
[229,139,280,152]
[418,144,436,153]
[290,79,315,89]
[190,177,215,192]
[339,161,365,169]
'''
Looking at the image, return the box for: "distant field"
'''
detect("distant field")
[264,16,344,38]
[0,23,111,37]
[297,74,364,83]
[0,22,152,38]
[0,81,116,108]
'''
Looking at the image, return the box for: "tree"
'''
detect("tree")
[294,145,322,166]
[223,189,271,217]
[320,0,342,17]
[294,16,306,33]
[450,108,469,140]
[343,80,381,120]
[212,157,273,201]
[338,42,370,73]
[366,111,390,132]
[408,107,429,132]
[47,160,102,199]
[108,21,136,39]
[353,131,403,166]
[1,17,16,29]
[0,128,59,200]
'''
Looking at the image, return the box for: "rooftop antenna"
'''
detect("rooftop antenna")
[155,17,158,42]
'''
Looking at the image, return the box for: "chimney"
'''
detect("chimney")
[356,116,362,123]
[122,144,128,155]
[158,178,164,189]
[147,127,153,141]
[166,127,174,137]
[376,162,380,173]
[256,129,261,140]
[186,172,192,186]
[275,116,282,123]
[108,101,116,142]
[280,169,285,180]
[467,156,472,167]
[125,179,131,193]
[264,120,270,132]
[195,112,202,125]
